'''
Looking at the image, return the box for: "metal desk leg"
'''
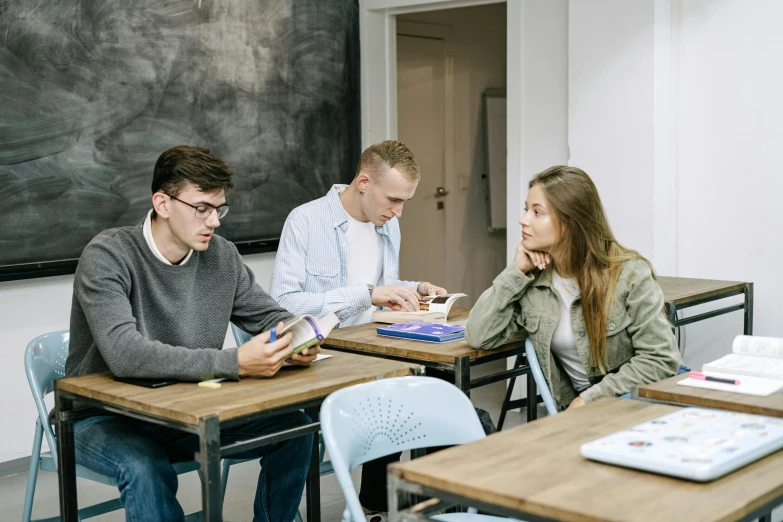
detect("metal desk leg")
[526,369,538,422]
[196,415,222,521]
[454,357,471,398]
[497,355,523,430]
[55,391,78,522]
[667,302,678,336]
[744,282,754,335]
[305,406,321,522]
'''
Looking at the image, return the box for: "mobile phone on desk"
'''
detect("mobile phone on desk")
[114,376,178,388]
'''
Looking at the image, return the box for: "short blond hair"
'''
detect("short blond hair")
[355,140,420,181]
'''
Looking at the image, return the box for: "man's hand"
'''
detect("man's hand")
[371,285,422,311]
[567,396,586,410]
[513,240,550,273]
[237,322,295,377]
[417,282,447,297]
[285,344,322,367]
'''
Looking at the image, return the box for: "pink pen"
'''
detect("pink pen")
[690,371,740,386]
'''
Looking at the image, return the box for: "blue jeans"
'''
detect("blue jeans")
[74,410,313,522]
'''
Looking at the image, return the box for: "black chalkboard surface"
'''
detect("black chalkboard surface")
[0,0,360,281]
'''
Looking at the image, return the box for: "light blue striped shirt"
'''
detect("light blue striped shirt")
[270,184,419,322]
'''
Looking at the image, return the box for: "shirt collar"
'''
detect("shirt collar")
[326,184,390,235]
[142,210,193,266]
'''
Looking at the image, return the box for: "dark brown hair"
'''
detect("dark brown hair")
[151,146,233,219]
[530,166,654,373]
[355,140,420,181]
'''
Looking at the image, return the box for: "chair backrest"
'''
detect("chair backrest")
[321,376,486,522]
[525,338,558,416]
[24,330,70,462]
[231,323,252,346]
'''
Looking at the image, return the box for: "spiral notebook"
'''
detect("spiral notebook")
[581,407,783,481]
[677,335,783,396]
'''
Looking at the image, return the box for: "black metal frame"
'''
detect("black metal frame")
[322,343,539,425]
[666,282,754,336]
[55,388,325,522]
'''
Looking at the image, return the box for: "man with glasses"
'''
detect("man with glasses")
[66,146,316,522]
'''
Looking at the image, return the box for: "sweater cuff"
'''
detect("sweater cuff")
[215,347,240,380]
[579,384,607,403]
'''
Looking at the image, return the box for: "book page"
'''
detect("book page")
[283,312,339,353]
[703,353,783,380]
[317,312,340,338]
[732,335,783,359]
[372,310,445,324]
[281,316,318,353]
[421,293,466,314]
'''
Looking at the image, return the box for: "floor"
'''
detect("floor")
[0,359,532,522]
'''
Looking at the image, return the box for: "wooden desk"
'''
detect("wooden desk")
[54,350,421,522]
[658,276,753,335]
[388,398,783,522]
[637,374,783,418]
[322,307,538,421]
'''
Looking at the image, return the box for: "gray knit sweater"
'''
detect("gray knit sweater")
[66,222,293,381]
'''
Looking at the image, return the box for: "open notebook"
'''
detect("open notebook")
[677,335,783,396]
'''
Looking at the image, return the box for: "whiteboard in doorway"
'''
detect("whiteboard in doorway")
[482,89,506,232]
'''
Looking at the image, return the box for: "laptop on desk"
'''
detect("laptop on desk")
[580,407,783,481]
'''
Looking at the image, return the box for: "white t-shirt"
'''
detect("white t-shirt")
[340,212,384,327]
[550,270,590,392]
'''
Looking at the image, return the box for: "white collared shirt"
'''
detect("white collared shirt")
[142,210,193,266]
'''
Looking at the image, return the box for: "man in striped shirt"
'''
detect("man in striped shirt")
[270,140,447,519]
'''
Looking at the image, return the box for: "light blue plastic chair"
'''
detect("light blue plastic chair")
[522,339,558,416]
[523,338,690,415]
[22,331,202,522]
[320,376,514,522]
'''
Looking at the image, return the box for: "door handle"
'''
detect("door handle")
[434,186,449,197]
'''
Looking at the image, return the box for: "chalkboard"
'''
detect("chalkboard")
[0,0,360,281]
[482,89,506,232]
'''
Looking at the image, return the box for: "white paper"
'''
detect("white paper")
[732,335,783,358]
[677,375,783,396]
[703,354,783,379]
[283,353,333,367]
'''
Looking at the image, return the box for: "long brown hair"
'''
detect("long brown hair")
[530,166,654,373]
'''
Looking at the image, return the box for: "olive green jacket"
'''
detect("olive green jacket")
[466,260,681,410]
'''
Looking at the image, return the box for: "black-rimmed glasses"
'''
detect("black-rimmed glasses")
[166,193,229,219]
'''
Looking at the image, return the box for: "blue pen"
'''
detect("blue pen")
[269,327,277,343]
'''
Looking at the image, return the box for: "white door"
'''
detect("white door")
[396,33,447,285]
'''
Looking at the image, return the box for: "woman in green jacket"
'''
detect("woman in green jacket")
[466,166,683,411]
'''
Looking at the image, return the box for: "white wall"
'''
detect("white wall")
[507,0,570,262]
[569,0,656,259]
[0,253,276,464]
[674,0,783,367]
[568,0,783,370]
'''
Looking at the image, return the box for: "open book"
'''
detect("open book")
[677,335,783,396]
[371,293,467,324]
[282,312,340,354]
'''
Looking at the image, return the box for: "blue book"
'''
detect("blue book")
[376,321,465,343]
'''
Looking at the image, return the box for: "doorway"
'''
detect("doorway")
[395,4,507,304]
